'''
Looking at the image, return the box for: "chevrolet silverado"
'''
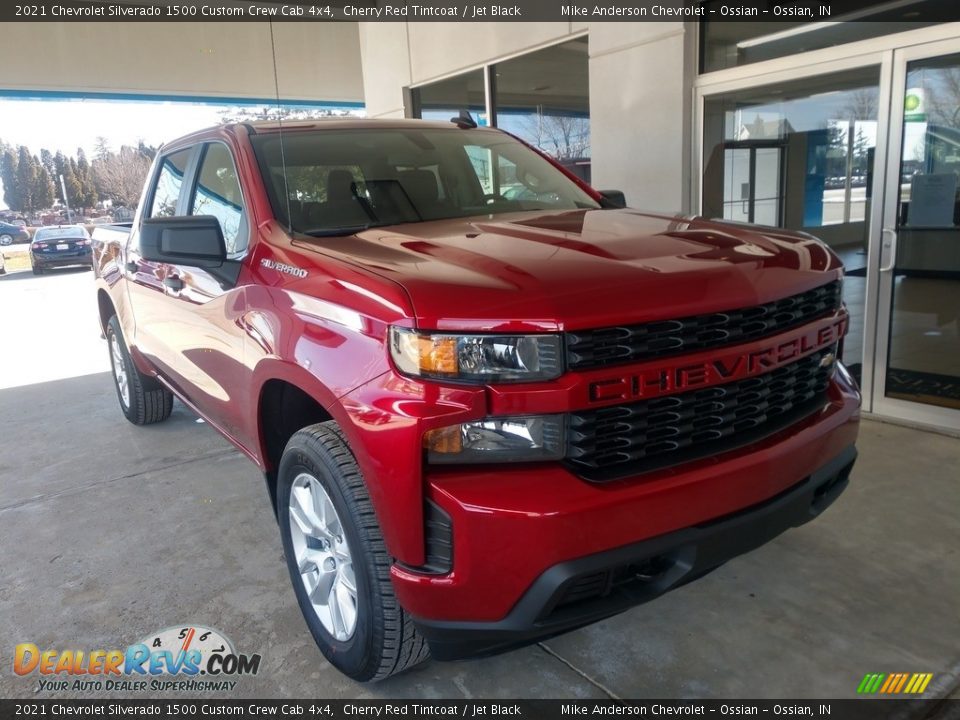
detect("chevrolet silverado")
[93,118,860,681]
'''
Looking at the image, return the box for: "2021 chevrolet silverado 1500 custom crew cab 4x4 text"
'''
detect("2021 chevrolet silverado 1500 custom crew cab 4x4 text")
[92,119,860,681]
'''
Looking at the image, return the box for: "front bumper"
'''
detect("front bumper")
[373,364,860,658]
[412,444,855,660]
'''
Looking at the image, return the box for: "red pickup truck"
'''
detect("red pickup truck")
[93,119,860,681]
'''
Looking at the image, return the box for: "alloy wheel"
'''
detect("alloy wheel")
[110,333,130,408]
[288,472,358,641]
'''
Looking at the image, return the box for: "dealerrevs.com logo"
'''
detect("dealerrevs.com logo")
[14,625,261,693]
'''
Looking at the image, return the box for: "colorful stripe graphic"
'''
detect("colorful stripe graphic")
[857,673,933,694]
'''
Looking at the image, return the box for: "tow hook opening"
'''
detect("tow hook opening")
[811,459,855,514]
[545,551,689,621]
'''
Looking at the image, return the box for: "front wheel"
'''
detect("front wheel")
[278,422,430,681]
[0,234,12,246]
[106,315,173,425]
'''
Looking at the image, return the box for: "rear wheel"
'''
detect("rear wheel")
[106,315,173,425]
[32,264,42,275]
[278,422,430,681]
[0,234,12,246]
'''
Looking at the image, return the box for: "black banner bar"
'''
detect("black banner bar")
[0,699,955,720]
[3,0,960,22]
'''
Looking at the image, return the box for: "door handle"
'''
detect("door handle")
[879,228,898,273]
[125,261,138,274]
[163,275,184,291]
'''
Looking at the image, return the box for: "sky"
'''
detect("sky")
[0,98,232,157]
[0,97,360,211]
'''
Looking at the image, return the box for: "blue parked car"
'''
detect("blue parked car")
[30,225,92,274]
[0,221,30,246]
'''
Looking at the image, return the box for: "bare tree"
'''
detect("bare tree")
[216,105,358,125]
[925,66,960,127]
[842,88,878,121]
[91,145,152,207]
[520,111,591,160]
[93,136,112,161]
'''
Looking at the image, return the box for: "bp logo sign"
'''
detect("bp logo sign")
[904,88,926,121]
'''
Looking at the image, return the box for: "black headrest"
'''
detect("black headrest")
[327,169,356,203]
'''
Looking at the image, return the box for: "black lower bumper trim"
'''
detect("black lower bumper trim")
[413,445,856,661]
[33,259,91,269]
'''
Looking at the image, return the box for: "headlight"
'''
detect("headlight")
[389,327,562,382]
[424,416,565,464]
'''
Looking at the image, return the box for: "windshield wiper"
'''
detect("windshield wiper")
[301,224,375,237]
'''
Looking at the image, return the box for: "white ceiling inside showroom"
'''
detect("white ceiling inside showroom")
[0,21,364,104]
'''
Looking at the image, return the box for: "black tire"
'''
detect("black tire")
[0,234,12,246]
[277,422,430,681]
[106,315,173,425]
[32,265,42,275]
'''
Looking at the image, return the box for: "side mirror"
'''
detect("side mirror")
[140,216,226,267]
[599,190,627,208]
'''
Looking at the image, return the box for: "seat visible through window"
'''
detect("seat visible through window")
[316,169,370,229]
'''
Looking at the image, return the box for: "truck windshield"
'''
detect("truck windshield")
[251,127,600,236]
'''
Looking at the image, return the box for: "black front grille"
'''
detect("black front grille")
[566,281,842,370]
[566,348,835,481]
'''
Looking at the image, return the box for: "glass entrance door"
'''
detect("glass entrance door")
[701,66,882,386]
[873,40,960,429]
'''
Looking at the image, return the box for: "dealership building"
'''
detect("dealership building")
[3,7,959,433]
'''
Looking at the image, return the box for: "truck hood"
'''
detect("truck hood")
[293,209,843,332]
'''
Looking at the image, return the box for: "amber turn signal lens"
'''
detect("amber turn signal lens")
[423,425,463,454]
[425,416,565,464]
[418,335,458,374]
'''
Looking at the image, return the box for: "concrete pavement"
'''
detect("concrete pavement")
[1,267,958,699]
[0,264,108,390]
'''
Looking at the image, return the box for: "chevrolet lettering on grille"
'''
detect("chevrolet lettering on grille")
[588,315,847,404]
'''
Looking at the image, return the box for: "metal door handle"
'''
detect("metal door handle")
[163,275,183,291]
[879,228,898,273]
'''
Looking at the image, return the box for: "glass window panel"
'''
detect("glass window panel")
[492,37,591,183]
[412,70,487,125]
[702,67,881,378]
[190,144,247,256]
[885,53,960,411]
[251,128,599,232]
[753,198,779,227]
[700,0,942,74]
[755,147,781,198]
[149,149,191,218]
[465,146,494,195]
[722,147,751,219]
